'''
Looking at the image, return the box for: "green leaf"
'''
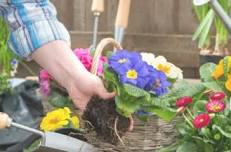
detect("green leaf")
[123,84,150,99]
[198,10,215,48]
[23,139,41,152]
[193,9,214,49]
[176,142,198,152]
[105,50,113,58]
[194,138,214,152]
[202,81,224,91]
[146,106,176,122]
[48,93,73,108]
[176,123,193,136]
[115,96,140,117]
[158,142,180,152]
[213,125,231,139]
[158,82,205,106]
[199,63,216,82]
[193,100,207,114]
[104,67,119,85]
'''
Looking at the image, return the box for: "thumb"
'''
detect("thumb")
[96,86,116,100]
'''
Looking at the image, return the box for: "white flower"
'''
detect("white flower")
[141,52,183,79]
[140,52,155,65]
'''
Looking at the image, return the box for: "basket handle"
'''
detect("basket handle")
[90,38,122,75]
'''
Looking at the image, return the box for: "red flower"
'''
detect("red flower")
[176,96,193,108]
[206,100,226,113]
[209,92,226,101]
[193,113,211,129]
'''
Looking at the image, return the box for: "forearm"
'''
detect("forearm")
[31,40,91,89]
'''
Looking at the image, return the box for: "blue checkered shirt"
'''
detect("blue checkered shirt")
[0,0,70,58]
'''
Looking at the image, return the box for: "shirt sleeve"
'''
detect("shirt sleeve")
[0,0,71,58]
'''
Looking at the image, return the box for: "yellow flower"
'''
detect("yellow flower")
[40,107,71,131]
[70,116,80,129]
[225,75,231,91]
[212,63,224,79]
[212,57,231,79]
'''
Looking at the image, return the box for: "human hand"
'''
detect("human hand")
[66,71,115,110]
[32,40,115,110]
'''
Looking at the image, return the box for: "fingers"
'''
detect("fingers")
[96,84,116,100]
[99,91,116,100]
[94,76,116,100]
[67,85,90,111]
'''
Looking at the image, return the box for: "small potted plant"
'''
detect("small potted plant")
[193,1,230,65]
[38,38,183,146]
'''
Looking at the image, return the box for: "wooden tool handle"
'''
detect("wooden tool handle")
[91,0,104,13]
[115,0,131,28]
[0,112,12,129]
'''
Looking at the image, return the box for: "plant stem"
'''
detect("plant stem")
[183,113,194,128]
[186,108,194,120]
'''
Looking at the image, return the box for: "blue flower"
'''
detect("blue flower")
[145,64,171,96]
[119,60,150,89]
[109,50,141,74]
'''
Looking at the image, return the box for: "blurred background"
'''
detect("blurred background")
[15,0,230,78]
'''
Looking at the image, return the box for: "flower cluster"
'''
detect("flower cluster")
[109,50,173,96]
[176,92,226,129]
[193,93,225,129]
[40,107,79,131]
[212,56,231,91]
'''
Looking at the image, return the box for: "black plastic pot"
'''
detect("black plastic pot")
[199,54,224,66]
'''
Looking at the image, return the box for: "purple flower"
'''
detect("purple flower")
[119,60,150,88]
[145,65,171,96]
[109,50,141,74]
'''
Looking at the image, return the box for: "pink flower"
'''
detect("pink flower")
[74,48,92,71]
[73,48,107,75]
[193,113,211,129]
[209,92,226,101]
[40,80,50,96]
[206,100,226,113]
[176,96,193,108]
[39,69,50,80]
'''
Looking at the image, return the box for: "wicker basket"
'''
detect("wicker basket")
[85,38,179,152]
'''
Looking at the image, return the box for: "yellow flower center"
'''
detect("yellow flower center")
[211,105,221,111]
[118,58,127,64]
[126,69,138,79]
[157,64,171,74]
